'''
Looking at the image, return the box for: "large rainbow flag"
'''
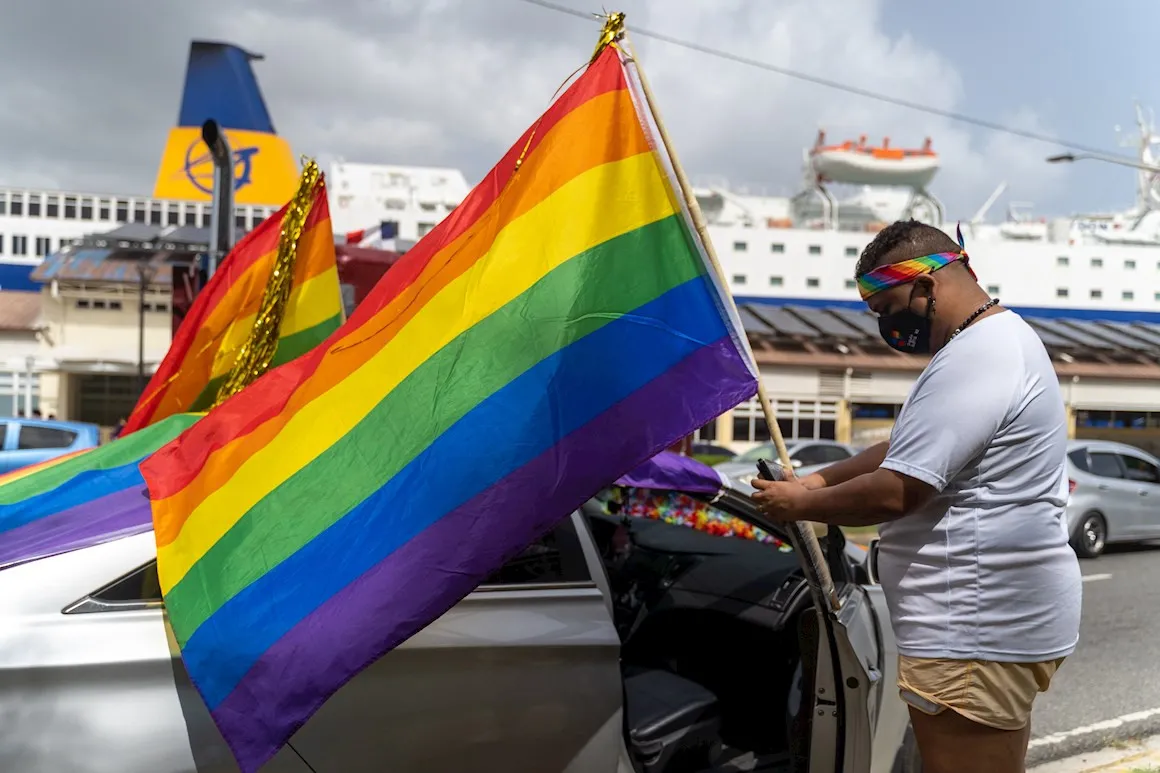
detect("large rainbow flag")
[141,44,758,771]
[122,166,343,434]
[0,414,199,569]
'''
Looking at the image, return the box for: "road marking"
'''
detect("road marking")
[1081,573,1112,583]
[1029,706,1160,749]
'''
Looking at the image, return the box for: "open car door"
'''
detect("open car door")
[714,488,891,773]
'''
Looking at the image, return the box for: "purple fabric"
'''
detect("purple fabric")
[207,339,754,771]
[0,486,153,569]
[615,450,725,494]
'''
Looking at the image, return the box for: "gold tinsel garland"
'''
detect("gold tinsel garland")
[212,159,322,407]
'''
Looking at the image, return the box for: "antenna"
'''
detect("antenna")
[971,181,1008,224]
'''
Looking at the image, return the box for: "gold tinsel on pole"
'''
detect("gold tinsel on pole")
[212,159,323,407]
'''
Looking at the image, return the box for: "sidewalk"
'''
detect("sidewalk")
[1031,735,1160,772]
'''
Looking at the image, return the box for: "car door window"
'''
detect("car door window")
[818,446,851,463]
[481,517,591,586]
[17,425,77,450]
[1067,449,1090,472]
[66,561,163,614]
[1120,455,1160,484]
[1088,452,1125,479]
[792,445,831,467]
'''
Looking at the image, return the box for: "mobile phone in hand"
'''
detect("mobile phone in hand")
[756,458,788,482]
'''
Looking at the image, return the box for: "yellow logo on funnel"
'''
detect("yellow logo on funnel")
[152,127,299,207]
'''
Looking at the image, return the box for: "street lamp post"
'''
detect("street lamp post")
[1046,151,1160,175]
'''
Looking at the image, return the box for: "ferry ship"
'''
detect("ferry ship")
[2,39,1160,325]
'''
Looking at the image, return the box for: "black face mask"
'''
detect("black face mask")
[878,292,934,353]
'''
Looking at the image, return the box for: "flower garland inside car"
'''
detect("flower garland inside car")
[605,487,791,551]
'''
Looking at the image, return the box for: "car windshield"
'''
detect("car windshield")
[734,442,801,464]
[594,486,789,549]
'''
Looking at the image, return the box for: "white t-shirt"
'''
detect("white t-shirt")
[877,310,1082,663]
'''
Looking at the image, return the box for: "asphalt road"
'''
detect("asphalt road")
[1026,542,1160,765]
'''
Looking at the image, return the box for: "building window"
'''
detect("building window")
[732,274,747,285]
[845,246,858,257]
[986,284,1000,295]
[418,222,436,236]
[12,235,27,256]
[184,207,199,227]
[45,195,59,218]
[770,276,783,287]
[166,203,180,226]
[9,194,22,216]
[1057,287,1069,298]
[116,199,129,222]
[733,241,748,252]
[1091,289,1103,299]
[150,202,162,226]
[234,210,247,231]
[1126,259,1137,269]
[132,202,145,224]
[771,243,785,253]
[27,194,40,217]
[76,299,91,309]
[98,199,111,221]
[808,245,822,255]
[1123,290,1135,301]
[807,277,820,288]
[34,236,51,257]
[1057,256,1069,266]
[80,198,93,219]
[1091,257,1103,268]
[64,196,77,219]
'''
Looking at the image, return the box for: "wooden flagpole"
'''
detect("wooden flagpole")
[614,25,841,611]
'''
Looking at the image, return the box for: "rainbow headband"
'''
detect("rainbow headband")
[856,223,974,300]
[857,251,966,300]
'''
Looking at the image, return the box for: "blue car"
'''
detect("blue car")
[0,419,100,474]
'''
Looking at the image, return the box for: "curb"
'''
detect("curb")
[1028,710,1160,767]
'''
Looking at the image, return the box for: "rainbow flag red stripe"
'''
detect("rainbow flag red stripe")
[142,46,757,771]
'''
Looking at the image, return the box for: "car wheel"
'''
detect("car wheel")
[1070,512,1106,559]
[891,724,923,773]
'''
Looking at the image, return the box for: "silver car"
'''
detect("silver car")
[0,472,919,773]
[715,440,860,484]
[1064,439,1160,558]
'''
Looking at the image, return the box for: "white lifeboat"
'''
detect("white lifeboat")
[809,131,940,188]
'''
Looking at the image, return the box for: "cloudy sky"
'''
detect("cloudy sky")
[4,0,1157,219]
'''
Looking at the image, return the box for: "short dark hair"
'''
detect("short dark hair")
[855,219,961,278]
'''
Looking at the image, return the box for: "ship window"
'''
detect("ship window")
[166,204,180,226]
[98,199,111,221]
[76,299,90,309]
[45,195,58,218]
[986,284,1000,295]
[132,202,146,224]
[9,194,22,216]
[34,236,51,257]
[0,234,5,254]
[1091,257,1103,268]
[770,276,783,287]
[732,274,747,285]
[807,277,820,288]
[771,243,785,253]
[0,194,6,216]
[808,245,822,255]
[12,235,27,255]
[27,195,41,217]
[63,196,77,219]
[845,279,856,290]
[845,246,858,257]
[116,200,128,222]
[1155,291,1160,302]
[109,300,122,311]
[1125,259,1137,270]
[1090,289,1103,300]
[1057,256,1069,266]
[150,202,162,226]
[92,300,106,310]
[733,241,748,252]
[1123,290,1135,301]
[80,198,93,219]
[1056,288,1069,298]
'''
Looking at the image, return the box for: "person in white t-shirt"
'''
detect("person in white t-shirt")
[750,219,1082,773]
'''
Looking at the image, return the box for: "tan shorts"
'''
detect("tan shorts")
[897,655,1066,731]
